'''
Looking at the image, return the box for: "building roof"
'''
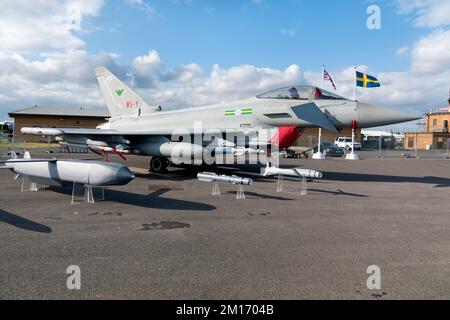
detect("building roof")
[8,106,110,118]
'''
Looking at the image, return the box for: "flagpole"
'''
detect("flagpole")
[319,65,324,155]
[321,65,324,89]
[353,66,357,101]
[313,64,325,160]
[317,64,325,154]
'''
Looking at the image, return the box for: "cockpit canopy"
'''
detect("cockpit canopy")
[256,85,346,101]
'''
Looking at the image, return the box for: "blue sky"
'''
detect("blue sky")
[84,0,420,72]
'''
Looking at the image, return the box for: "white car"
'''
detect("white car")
[335,137,361,151]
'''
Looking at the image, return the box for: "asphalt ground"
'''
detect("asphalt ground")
[1,151,450,299]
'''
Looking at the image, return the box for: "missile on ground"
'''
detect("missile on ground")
[197,172,253,186]
[263,163,323,179]
[213,147,264,156]
[3,157,135,187]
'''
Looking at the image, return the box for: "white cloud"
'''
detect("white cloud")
[396,46,410,57]
[396,0,450,28]
[125,0,155,15]
[132,49,162,87]
[281,27,297,37]
[0,0,123,116]
[130,50,303,108]
[410,29,450,74]
[0,0,105,53]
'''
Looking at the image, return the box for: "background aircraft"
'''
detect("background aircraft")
[21,67,419,172]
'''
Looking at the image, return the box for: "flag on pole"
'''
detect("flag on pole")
[356,71,380,88]
[323,69,336,90]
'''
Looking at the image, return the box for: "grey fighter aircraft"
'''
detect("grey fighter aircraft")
[21,67,419,172]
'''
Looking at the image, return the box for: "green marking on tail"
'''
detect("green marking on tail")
[116,89,124,96]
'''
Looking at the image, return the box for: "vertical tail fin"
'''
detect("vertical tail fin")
[95,66,159,118]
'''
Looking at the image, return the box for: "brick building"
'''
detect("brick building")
[404,111,450,150]
[8,106,110,143]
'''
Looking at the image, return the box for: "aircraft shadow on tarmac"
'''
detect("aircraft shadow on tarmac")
[324,172,450,188]
[0,209,52,234]
[52,187,216,211]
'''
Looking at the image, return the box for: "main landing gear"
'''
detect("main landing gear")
[149,156,168,173]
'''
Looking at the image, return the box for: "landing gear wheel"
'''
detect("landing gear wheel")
[346,145,351,151]
[149,157,168,173]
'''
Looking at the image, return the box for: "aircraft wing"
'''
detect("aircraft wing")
[21,127,261,136]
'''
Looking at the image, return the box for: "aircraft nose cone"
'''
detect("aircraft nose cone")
[357,103,421,127]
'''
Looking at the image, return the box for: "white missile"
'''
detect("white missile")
[263,163,323,179]
[2,154,135,186]
[197,172,253,185]
[213,147,264,156]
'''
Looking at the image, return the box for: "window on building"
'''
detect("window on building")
[407,137,414,148]
[433,119,437,127]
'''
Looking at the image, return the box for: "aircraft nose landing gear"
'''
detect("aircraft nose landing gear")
[149,157,168,173]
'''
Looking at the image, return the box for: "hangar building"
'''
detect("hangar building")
[8,106,110,143]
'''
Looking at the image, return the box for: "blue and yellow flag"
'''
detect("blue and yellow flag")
[356,71,380,88]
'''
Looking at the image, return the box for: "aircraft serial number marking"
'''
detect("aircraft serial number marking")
[125,100,139,108]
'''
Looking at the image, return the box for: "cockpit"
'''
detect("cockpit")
[256,85,346,101]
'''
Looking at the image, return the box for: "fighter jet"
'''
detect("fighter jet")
[21,67,419,172]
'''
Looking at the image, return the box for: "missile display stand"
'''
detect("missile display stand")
[198,172,252,200]
[275,174,308,196]
[211,182,247,200]
[300,176,308,196]
[71,182,105,205]
[236,185,246,200]
[212,182,221,196]
[277,174,284,192]
[21,177,46,192]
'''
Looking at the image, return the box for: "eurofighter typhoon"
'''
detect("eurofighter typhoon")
[22,67,419,172]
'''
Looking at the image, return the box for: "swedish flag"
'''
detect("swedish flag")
[356,71,380,88]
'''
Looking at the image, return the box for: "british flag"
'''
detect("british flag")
[323,69,336,90]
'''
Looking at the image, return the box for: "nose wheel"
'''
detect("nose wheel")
[149,157,168,173]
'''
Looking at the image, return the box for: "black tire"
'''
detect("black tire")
[149,157,168,173]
